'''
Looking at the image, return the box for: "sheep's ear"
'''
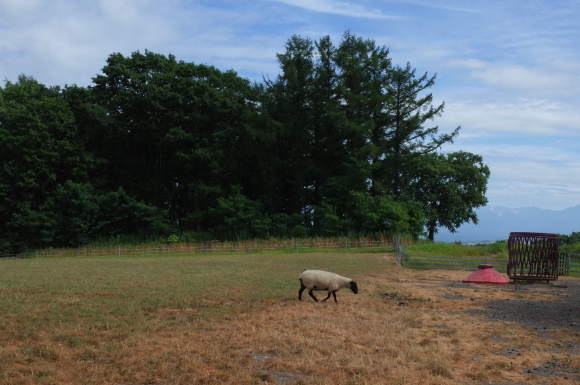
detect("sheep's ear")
[350,281,358,294]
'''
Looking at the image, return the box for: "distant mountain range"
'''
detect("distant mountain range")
[435,205,580,244]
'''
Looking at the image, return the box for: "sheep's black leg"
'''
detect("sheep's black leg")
[308,289,319,302]
[321,292,332,302]
[298,280,306,301]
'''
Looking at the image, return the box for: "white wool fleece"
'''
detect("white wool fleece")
[299,270,352,292]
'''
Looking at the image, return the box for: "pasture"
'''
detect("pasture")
[1,252,578,384]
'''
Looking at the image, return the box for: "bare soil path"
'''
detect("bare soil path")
[391,269,580,384]
[470,279,580,382]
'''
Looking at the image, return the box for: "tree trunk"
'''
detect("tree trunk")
[427,223,436,241]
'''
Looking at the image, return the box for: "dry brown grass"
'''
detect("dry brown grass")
[1,253,578,384]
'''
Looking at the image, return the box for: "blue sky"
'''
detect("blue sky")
[1,0,579,210]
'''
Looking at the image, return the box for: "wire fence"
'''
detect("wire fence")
[401,255,510,272]
[4,237,579,277]
[393,237,580,277]
[558,253,580,276]
[0,237,393,259]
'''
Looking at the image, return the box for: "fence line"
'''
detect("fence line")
[400,254,580,275]
[573,253,580,275]
[559,253,580,276]
[401,255,510,272]
[4,238,580,277]
[1,237,393,259]
[392,238,580,276]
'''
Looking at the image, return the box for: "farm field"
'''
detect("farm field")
[0,252,579,384]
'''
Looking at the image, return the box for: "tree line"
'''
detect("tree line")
[0,32,490,253]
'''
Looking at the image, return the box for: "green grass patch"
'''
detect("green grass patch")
[561,243,580,254]
[400,240,509,271]
[0,252,391,383]
[0,252,385,335]
[405,240,508,259]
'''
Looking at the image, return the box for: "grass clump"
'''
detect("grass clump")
[406,240,507,259]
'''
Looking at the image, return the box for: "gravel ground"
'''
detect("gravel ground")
[391,270,580,383]
[464,279,580,383]
[468,280,580,333]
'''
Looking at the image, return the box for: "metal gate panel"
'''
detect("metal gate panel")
[507,232,559,281]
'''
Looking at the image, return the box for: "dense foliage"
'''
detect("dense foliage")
[559,232,580,253]
[0,33,491,253]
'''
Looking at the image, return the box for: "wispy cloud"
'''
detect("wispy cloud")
[395,0,484,14]
[447,59,580,98]
[444,140,580,210]
[439,99,580,138]
[269,0,407,19]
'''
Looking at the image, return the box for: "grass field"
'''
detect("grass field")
[404,241,508,259]
[1,252,578,384]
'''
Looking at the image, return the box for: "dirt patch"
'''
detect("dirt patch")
[396,272,580,383]
[472,281,580,333]
[471,279,580,382]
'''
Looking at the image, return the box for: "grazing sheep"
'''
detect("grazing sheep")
[298,270,358,303]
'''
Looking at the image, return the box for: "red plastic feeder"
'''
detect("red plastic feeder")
[462,264,510,285]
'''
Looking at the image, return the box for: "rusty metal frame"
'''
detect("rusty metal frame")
[507,232,559,282]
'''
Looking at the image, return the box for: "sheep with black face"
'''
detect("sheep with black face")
[298,270,358,303]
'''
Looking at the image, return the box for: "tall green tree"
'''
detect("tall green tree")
[409,151,490,241]
[347,191,424,236]
[91,51,264,231]
[333,32,392,196]
[0,76,167,252]
[264,35,315,214]
[205,186,270,239]
[0,76,90,251]
[266,32,459,238]
[266,34,388,208]
[383,64,460,198]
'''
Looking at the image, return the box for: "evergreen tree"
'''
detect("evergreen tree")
[383,64,460,198]
[266,32,460,237]
[263,36,318,215]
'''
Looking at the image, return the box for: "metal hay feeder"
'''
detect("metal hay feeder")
[507,232,559,282]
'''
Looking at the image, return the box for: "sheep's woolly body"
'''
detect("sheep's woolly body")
[299,270,352,292]
[298,270,358,303]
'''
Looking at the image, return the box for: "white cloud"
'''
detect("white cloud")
[446,59,580,98]
[472,152,580,210]
[490,156,579,182]
[396,0,484,15]
[268,0,407,19]
[439,99,580,137]
[0,0,183,85]
[0,0,43,24]
[437,97,580,210]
